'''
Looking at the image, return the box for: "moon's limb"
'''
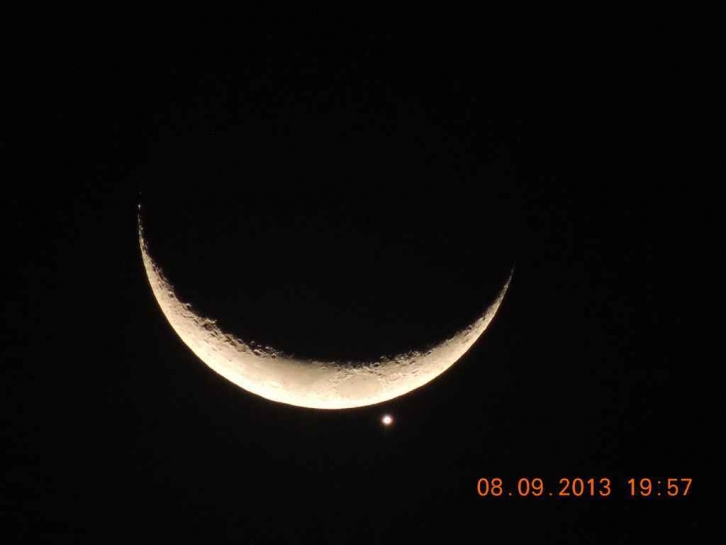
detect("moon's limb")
[138,215,511,409]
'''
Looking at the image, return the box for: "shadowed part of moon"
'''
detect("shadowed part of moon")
[139,213,511,409]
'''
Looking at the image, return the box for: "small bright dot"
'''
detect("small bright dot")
[381,414,393,426]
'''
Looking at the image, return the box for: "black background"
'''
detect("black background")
[2,20,708,542]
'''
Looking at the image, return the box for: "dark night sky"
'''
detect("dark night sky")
[2,22,708,542]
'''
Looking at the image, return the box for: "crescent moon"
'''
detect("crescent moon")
[139,212,512,409]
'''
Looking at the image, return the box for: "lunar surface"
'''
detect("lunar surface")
[139,211,512,409]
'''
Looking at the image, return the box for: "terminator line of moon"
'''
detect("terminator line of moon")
[138,210,512,410]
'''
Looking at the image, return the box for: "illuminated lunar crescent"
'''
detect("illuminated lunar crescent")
[139,213,512,409]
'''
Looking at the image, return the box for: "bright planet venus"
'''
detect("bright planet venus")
[139,208,512,410]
